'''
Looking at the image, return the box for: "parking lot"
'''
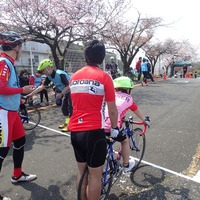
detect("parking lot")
[1,78,200,200]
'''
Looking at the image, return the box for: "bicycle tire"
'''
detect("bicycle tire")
[22,106,41,130]
[77,165,88,200]
[129,128,146,170]
[100,159,114,200]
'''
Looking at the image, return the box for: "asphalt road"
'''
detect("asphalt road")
[1,77,200,200]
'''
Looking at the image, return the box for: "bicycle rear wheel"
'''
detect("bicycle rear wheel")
[22,106,41,130]
[129,128,146,170]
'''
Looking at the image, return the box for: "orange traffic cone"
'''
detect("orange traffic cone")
[163,72,167,80]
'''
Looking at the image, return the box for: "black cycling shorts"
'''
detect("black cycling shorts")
[71,129,107,168]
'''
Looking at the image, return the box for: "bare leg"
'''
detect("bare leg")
[87,165,103,200]
[77,162,88,200]
[120,138,130,165]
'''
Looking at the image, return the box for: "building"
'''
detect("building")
[1,40,121,74]
[15,41,51,74]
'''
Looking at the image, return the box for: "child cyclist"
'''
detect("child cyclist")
[104,76,150,172]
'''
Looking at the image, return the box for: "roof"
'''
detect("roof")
[173,61,192,67]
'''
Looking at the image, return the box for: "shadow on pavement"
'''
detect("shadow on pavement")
[106,164,192,200]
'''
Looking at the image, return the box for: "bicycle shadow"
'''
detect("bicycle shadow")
[130,164,165,188]
[110,184,191,200]
[106,164,191,200]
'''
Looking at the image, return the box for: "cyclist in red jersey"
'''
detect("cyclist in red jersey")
[0,31,37,200]
[69,40,118,200]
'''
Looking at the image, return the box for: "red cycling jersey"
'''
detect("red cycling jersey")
[0,53,23,95]
[68,66,115,132]
[0,53,25,147]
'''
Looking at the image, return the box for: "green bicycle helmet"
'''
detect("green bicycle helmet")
[113,76,134,89]
[37,59,53,71]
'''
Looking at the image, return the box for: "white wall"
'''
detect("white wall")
[15,41,51,74]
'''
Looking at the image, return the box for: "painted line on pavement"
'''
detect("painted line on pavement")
[36,123,200,184]
[138,159,200,184]
[177,81,189,83]
[37,123,70,137]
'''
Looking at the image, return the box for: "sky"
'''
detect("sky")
[130,0,200,48]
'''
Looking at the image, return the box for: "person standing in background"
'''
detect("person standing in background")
[29,71,49,106]
[135,57,142,81]
[194,71,197,78]
[105,56,118,79]
[18,69,30,87]
[147,60,155,83]
[141,58,148,86]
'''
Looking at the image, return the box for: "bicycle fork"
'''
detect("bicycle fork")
[125,127,140,152]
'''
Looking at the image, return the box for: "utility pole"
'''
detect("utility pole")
[30,47,33,75]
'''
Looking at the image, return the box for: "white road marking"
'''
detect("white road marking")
[193,171,200,182]
[137,159,200,184]
[37,123,71,137]
[177,81,189,83]
[36,123,200,184]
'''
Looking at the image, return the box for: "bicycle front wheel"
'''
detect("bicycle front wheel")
[129,128,146,170]
[23,106,41,130]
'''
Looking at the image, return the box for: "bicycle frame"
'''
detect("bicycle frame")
[100,117,149,199]
[102,143,114,186]
[125,125,140,151]
[102,140,119,184]
[20,114,29,123]
[124,117,147,152]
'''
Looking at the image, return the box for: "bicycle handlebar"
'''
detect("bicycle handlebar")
[123,116,150,136]
[21,96,33,105]
[21,96,27,104]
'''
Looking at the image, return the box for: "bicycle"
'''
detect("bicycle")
[77,116,149,200]
[18,96,41,131]
[123,116,149,170]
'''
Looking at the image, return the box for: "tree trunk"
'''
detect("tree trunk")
[51,47,61,69]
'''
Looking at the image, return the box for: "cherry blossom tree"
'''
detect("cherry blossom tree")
[0,0,130,68]
[144,39,179,74]
[101,11,163,74]
[145,39,197,76]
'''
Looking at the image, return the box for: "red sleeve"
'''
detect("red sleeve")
[29,76,34,85]
[104,73,115,102]
[129,101,138,112]
[0,60,23,95]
